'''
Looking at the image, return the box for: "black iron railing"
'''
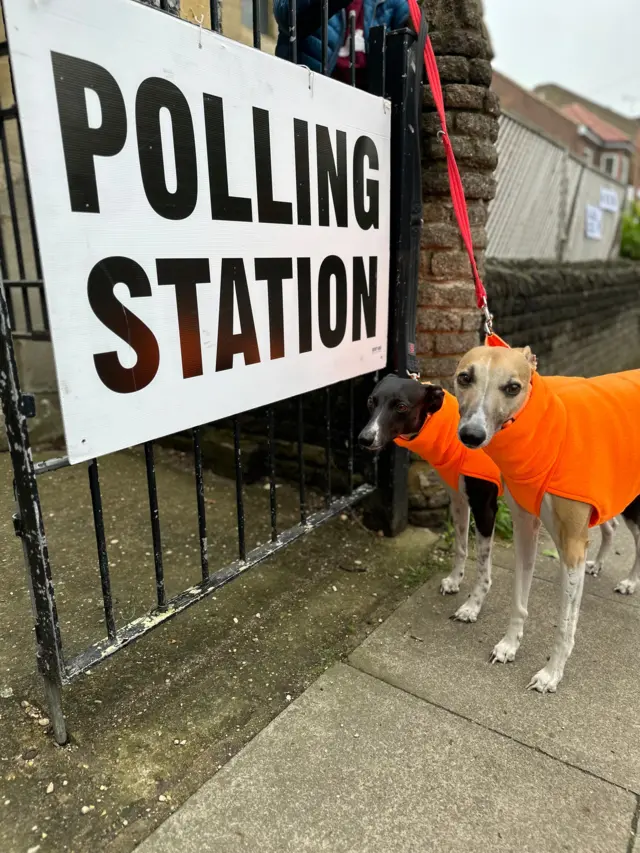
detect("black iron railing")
[0,0,422,744]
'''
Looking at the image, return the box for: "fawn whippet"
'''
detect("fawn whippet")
[455,342,640,693]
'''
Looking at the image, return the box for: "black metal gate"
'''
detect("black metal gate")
[0,0,422,744]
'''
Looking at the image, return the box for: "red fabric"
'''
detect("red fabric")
[407,0,487,310]
[394,389,502,494]
[484,371,640,526]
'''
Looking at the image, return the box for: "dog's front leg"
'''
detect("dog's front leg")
[440,484,470,595]
[452,526,494,622]
[586,517,618,577]
[491,489,540,663]
[527,495,590,693]
[452,477,498,622]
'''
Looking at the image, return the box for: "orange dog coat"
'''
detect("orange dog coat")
[394,389,503,494]
[484,335,640,526]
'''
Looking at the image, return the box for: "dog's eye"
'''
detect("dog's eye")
[456,373,471,387]
[396,403,409,413]
[367,397,374,410]
[503,382,522,397]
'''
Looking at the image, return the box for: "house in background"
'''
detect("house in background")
[536,83,640,193]
[492,71,584,151]
[559,102,634,184]
[491,72,640,195]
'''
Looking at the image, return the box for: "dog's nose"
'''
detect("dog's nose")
[459,424,487,448]
[358,431,374,449]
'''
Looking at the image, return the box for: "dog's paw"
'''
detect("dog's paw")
[452,600,480,622]
[585,560,601,577]
[440,575,462,595]
[490,636,519,663]
[527,665,561,694]
[615,578,637,595]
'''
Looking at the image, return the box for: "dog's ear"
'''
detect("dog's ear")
[421,384,445,415]
[522,347,538,372]
[520,346,538,372]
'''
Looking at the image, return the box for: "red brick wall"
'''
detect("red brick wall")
[417,0,498,388]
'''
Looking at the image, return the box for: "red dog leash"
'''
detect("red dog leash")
[407,0,493,334]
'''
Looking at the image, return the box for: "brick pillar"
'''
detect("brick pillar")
[417,0,498,389]
[407,0,498,528]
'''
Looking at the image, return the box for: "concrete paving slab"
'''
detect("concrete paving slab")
[350,566,640,793]
[0,449,442,853]
[492,524,640,609]
[136,663,635,853]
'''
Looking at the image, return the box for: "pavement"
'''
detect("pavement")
[136,524,640,853]
[0,448,443,853]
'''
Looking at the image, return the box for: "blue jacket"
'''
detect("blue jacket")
[273,0,409,75]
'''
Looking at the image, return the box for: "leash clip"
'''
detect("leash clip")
[407,370,421,381]
[480,301,493,337]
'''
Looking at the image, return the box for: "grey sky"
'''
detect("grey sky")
[484,0,640,117]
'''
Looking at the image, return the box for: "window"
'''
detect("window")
[583,147,594,166]
[601,153,619,179]
[241,0,270,34]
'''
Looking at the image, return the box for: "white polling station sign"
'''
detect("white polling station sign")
[3,0,391,463]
